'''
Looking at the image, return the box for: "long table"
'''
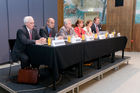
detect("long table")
[27,36,127,89]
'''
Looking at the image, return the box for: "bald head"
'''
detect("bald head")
[47,18,55,28]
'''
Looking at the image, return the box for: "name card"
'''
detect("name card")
[99,35,106,39]
[109,34,114,38]
[51,40,65,46]
[71,37,82,43]
[85,35,94,41]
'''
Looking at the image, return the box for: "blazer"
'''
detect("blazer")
[91,23,102,33]
[39,26,57,38]
[74,27,85,38]
[12,25,40,60]
[58,26,75,38]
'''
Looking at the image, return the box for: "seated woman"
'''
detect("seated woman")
[83,20,93,36]
[58,19,75,39]
[74,19,85,38]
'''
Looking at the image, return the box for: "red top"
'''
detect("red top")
[74,27,85,38]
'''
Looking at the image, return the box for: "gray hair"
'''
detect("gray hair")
[64,19,71,25]
[23,16,34,24]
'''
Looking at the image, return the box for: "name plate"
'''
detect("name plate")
[52,40,65,46]
[85,35,94,41]
[99,35,106,39]
[109,34,114,38]
[117,33,121,37]
[71,37,82,43]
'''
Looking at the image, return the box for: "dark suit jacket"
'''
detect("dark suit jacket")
[91,23,102,33]
[12,25,40,61]
[39,26,57,38]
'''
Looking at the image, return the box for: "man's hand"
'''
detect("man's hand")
[35,40,41,45]
[39,37,46,41]
[35,38,47,45]
[40,37,47,44]
[57,36,64,40]
[74,34,78,38]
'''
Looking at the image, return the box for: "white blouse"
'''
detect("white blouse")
[83,27,92,34]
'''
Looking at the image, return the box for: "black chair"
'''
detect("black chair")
[8,39,19,77]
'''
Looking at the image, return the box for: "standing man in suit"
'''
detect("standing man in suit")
[12,16,46,69]
[91,17,102,34]
[40,18,57,38]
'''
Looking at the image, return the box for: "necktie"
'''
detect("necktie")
[29,30,32,40]
[96,26,99,34]
[49,29,52,37]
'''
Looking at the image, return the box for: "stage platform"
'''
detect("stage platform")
[0,56,130,93]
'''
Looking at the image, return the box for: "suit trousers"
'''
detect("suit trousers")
[18,52,30,69]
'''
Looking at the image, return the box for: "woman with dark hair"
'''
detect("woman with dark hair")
[74,19,85,38]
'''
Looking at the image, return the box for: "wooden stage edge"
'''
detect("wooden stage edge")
[58,56,131,93]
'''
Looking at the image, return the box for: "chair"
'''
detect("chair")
[8,39,19,77]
